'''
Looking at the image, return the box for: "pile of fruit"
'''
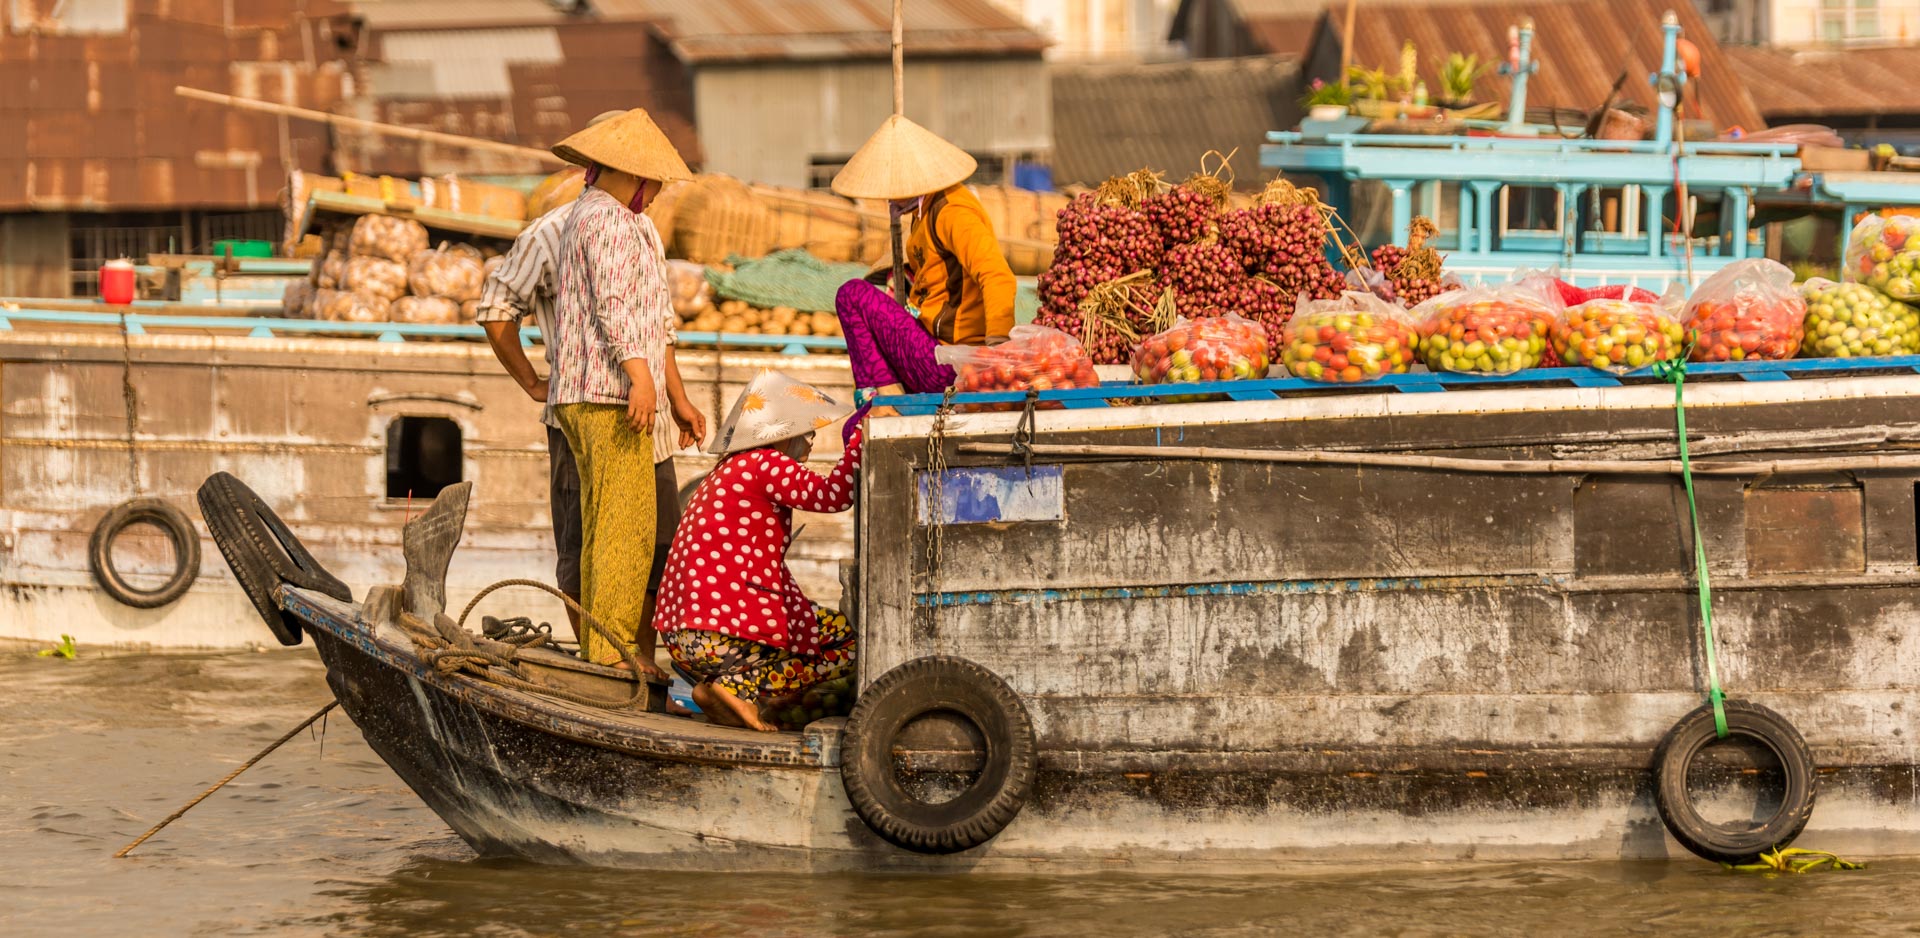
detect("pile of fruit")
[938,324,1101,411]
[765,674,855,730]
[1413,288,1555,374]
[1033,169,1363,364]
[1282,292,1419,383]
[1799,279,1920,358]
[1683,259,1805,362]
[1552,299,1688,373]
[1132,315,1271,385]
[1846,214,1920,302]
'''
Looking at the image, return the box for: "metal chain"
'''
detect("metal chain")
[919,387,958,631]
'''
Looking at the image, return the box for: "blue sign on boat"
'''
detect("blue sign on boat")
[917,466,1065,525]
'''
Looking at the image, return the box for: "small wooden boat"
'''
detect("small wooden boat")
[211,353,1920,870]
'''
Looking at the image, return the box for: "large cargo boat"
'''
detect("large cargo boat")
[257,355,1920,869]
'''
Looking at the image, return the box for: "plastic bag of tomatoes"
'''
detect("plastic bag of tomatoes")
[936,324,1101,412]
[1132,314,1271,386]
[1553,298,1688,374]
[1281,292,1418,383]
[1411,284,1556,374]
[1682,259,1805,362]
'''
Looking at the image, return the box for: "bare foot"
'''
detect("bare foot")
[691,682,777,732]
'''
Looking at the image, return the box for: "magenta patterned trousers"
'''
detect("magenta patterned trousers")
[835,280,957,393]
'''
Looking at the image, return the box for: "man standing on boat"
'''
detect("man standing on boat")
[477,109,703,675]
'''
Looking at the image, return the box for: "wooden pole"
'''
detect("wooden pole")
[1340,0,1359,77]
[954,442,1920,478]
[889,0,908,301]
[113,701,338,858]
[174,86,564,166]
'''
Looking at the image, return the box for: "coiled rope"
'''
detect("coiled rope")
[395,578,644,709]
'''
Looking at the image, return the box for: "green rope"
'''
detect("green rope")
[1652,355,1728,738]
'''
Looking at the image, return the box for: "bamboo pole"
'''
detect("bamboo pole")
[174,86,564,166]
[955,442,1920,477]
[1340,0,1359,77]
[889,0,908,300]
[114,701,338,858]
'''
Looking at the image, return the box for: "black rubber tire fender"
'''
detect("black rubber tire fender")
[87,498,201,609]
[195,472,353,646]
[840,655,1037,854]
[1652,699,1818,864]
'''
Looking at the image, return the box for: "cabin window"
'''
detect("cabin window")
[386,416,463,500]
[1415,181,1461,238]
[1584,187,1642,237]
[1500,186,1563,235]
[1746,477,1864,575]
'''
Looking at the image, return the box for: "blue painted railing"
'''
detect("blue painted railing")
[877,355,1920,416]
[0,306,849,355]
[1265,132,1800,158]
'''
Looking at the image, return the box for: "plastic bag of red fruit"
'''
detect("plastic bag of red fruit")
[936,323,1101,413]
[1682,259,1806,362]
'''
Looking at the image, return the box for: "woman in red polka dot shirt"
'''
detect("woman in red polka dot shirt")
[656,370,866,731]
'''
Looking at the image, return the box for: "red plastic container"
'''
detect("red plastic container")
[100,258,136,306]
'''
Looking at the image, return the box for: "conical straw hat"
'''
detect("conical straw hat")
[552,108,692,184]
[707,369,852,456]
[831,115,977,201]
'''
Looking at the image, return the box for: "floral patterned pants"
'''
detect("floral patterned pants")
[666,608,856,726]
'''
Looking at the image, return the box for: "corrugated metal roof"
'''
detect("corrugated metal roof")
[1050,55,1298,187]
[1305,0,1765,132]
[593,0,1049,63]
[1725,45,1920,120]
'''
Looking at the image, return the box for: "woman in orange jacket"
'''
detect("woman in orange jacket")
[831,116,1017,399]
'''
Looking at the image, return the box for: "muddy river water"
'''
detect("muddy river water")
[4,650,1917,937]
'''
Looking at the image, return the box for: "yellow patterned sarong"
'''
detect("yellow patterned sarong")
[554,403,655,665]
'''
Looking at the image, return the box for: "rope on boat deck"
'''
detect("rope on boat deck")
[395,578,645,709]
[1653,356,1728,739]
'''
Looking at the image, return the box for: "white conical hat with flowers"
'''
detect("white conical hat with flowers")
[708,369,852,456]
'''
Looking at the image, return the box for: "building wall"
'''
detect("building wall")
[691,58,1053,189]
[990,0,1180,60]
[0,0,353,212]
[1770,0,1920,44]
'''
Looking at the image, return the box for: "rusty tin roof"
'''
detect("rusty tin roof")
[1725,45,1920,121]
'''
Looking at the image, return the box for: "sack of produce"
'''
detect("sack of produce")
[1684,259,1805,362]
[1282,292,1418,383]
[1845,214,1920,301]
[348,214,429,263]
[342,255,408,302]
[527,167,587,220]
[390,295,461,325]
[460,300,480,324]
[316,249,346,289]
[761,673,856,731]
[1552,298,1687,374]
[937,324,1100,411]
[406,244,485,302]
[1799,278,1920,358]
[667,259,715,321]
[1133,314,1271,384]
[1413,285,1556,374]
[281,280,313,319]
[313,289,390,323]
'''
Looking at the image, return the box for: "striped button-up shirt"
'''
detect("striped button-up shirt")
[480,194,680,463]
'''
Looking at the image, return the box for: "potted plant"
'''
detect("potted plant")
[1440,52,1490,106]
[1301,78,1353,121]
[1346,65,1400,118]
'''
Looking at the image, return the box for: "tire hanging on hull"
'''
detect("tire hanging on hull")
[89,497,200,608]
[840,655,1038,854]
[1652,699,1817,864]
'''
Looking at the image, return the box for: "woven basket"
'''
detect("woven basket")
[752,185,870,263]
[667,174,777,265]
